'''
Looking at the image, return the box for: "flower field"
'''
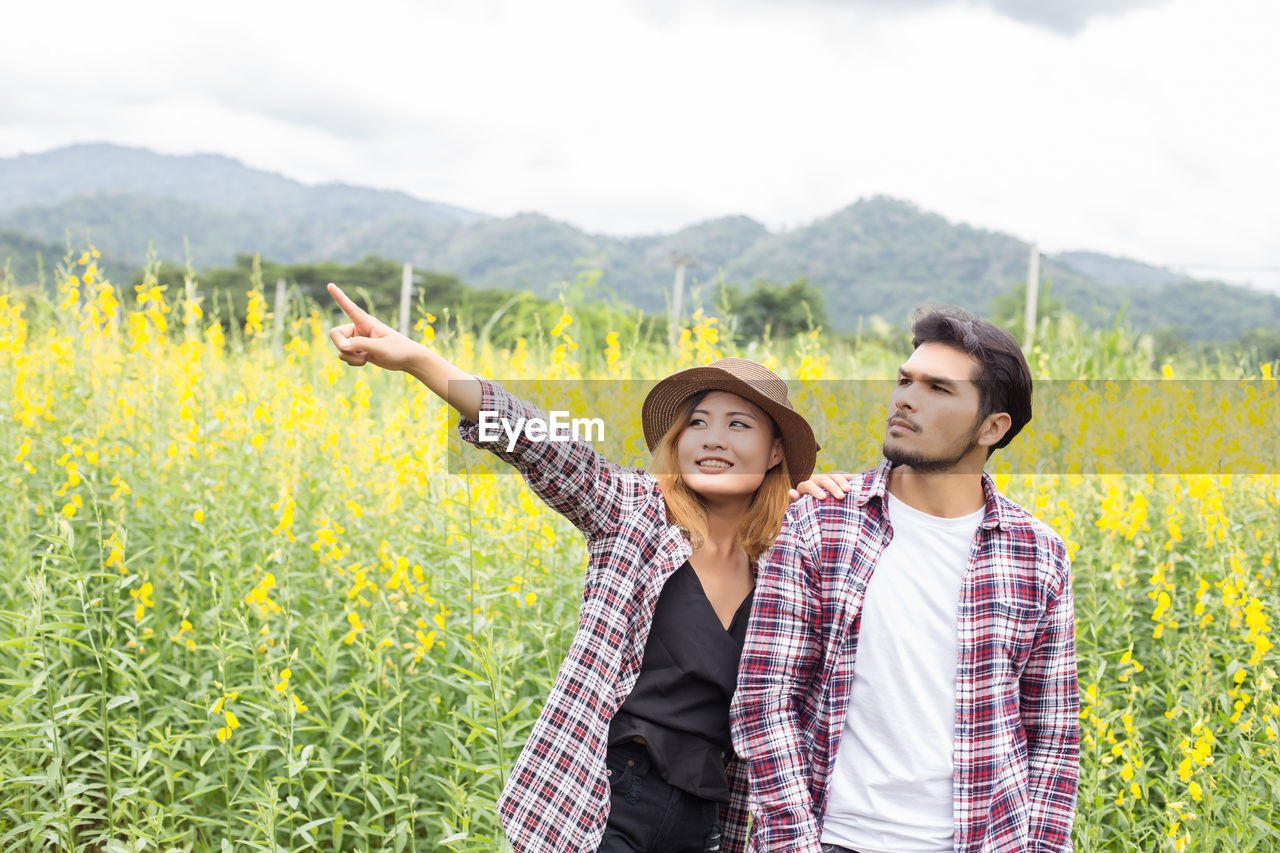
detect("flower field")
[1,255,1277,851]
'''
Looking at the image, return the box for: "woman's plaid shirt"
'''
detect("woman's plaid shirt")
[730,460,1079,853]
[458,379,753,852]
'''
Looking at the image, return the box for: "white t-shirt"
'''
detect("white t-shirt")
[821,491,983,853]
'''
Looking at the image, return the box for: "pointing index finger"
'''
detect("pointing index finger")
[327,283,368,322]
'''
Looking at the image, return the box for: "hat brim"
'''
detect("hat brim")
[642,366,818,489]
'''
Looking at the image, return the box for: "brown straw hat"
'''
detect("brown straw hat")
[642,358,819,488]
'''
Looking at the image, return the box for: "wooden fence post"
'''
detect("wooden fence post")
[669,255,689,351]
[399,262,413,336]
[273,277,287,354]
[1024,244,1039,351]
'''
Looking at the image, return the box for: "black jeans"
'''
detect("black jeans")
[596,740,720,853]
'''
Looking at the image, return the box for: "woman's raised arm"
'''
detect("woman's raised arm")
[326,282,647,540]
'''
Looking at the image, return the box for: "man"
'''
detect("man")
[730,307,1078,853]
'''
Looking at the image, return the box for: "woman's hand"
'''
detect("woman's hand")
[788,471,853,503]
[327,282,424,373]
[327,282,483,420]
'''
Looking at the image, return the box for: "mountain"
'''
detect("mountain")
[2,144,1277,342]
[0,228,136,286]
[1055,251,1191,289]
[0,143,487,224]
[708,198,1234,331]
[362,213,774,312]
[0,143,487,267]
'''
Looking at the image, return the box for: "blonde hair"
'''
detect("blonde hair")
[649,393,793,564]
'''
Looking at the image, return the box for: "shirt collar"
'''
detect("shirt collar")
[856,458,1010,531]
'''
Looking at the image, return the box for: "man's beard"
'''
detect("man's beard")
[882,418,983,473]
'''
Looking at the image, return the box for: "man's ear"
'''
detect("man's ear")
[977,412,1012,449]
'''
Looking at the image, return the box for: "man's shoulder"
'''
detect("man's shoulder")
[850,464,884,491]
[780,468,881,552]
[990,489,1071,571]
[788,466,882,519]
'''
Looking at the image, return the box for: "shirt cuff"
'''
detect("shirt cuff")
[456,377,503,445]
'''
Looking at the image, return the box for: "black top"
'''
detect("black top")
[609,561,754,802]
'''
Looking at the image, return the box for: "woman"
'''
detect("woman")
[326,283,836,853]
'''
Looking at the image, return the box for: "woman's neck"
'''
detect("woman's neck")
[699,501,747,557]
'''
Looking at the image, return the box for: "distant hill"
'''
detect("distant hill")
[717,199,1062,328]
[364,213,775,313]
[0,143,487,267]
[3,143,1278,342]
[0,228,136,286]
[1055,250,1191,289]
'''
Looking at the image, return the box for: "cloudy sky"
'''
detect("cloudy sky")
[3,0,1277,289]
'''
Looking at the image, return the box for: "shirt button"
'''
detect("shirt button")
[627,759,635,766]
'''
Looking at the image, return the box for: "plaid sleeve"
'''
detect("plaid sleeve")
[722,755,750,853]
[730,500,825,853]
[456,377,646,541]
[1020,538,1080,851]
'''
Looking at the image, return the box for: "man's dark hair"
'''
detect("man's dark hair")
[910,305,1032,452]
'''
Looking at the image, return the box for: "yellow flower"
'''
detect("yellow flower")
[270,492,296,541]
[61,494,83,518]
[244,571,282,617]
[210,691,239,715]
[109,475,132,503]
[415,312,436,344]
[216,709,241,743]
[244,290,268,336]
[130,581,154,622]
[171,619,196,650]
[343,610,363,644]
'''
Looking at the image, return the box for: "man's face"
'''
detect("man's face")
[882,342,991,473]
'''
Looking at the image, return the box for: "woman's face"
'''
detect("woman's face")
[675,391,784,502]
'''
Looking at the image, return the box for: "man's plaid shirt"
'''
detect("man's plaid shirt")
[730,460,1079,853]
[458,379,752,852]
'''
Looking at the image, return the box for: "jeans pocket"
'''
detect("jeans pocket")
[608,740,653,803]
[605,741,644,798]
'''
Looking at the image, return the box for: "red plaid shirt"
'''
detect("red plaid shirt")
[730,460,1078,853]
[458,379,752,852]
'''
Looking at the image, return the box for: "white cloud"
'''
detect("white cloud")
[1,0,1276,287]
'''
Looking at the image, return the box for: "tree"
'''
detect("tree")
[721,277,828,342]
